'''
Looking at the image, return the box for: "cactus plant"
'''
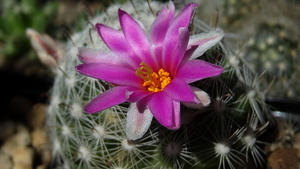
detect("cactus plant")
[46,0,272,168]
[189,0,300,99]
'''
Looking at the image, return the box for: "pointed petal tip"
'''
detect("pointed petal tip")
[84,86,129,114]
[75,64,82,73]
[166,124,181,130]
[84,105,97,114]
[187,29,225,60]
[214,66,224,76]
[95,23,103,30]
[95,23,116,38]
[77,48,86,63]
[182,87,211,109]
[183,2,198,9]
[95,23,104,37]
[189,2,198,8]
[75,64,91,76]
[118,8,124,13]
[118,8,127,18]
[126,103,153,140]
[215,29,225,38]
[168,1,175,8]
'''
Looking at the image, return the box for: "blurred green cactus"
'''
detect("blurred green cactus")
[191,0,300,99]
[0,0,58,59]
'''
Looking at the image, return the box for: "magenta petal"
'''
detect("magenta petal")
[168,27,190,72]
[127,87,151,103]
[149,1,175,67]
[95,23,140,68]
[126,103,153,140]
[136,97,149,113]
[171,100,181,130]
[118,9,154,68]
[78,47,128,66]
[148,92,175,129]
[164,78,199,103]
[149,1,175,45]
[177,60,224,83]
[95,24,129,54]
[162,3,197,66]
[76,63,142,87]
[84,86,129,113]
[181,45,198,64]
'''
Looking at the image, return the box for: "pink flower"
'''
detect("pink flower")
[76,2,224,140]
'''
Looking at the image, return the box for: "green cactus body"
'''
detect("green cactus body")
[244,23,300,99]
[190,0,300,99]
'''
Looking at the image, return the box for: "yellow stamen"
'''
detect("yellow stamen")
[135,62,171,92]
[135,62,153,81]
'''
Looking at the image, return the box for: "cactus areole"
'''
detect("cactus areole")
[75,1,224,140]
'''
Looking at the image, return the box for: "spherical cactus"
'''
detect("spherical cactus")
[190,0,300,99]
[46,0,271,168]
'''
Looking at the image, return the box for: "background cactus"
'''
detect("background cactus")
[46,0,272,169]
[0,0,58,60]
[189,0,300,99]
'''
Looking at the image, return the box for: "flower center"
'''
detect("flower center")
[135,62,171,92]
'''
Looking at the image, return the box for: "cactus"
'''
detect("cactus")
[189,0,300,99]
[46,0,271,168]
[243,23,300,99]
